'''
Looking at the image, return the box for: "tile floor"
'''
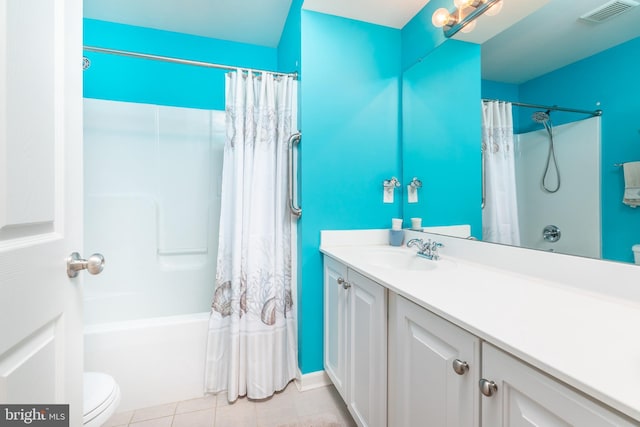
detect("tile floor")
[104,383,357,427]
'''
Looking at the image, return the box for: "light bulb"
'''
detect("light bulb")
[484,0,503,16]
[432,8,453,28]
[460,20,477,33]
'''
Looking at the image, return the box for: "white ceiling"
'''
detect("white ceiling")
[453,0,551,45]
[84,0,640,84]
[302,0,429,29]
[83,0,293,47]
[481,0,640,84]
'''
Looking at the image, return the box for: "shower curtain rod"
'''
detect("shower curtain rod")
[83,46,299,79]
[482,98,602,117]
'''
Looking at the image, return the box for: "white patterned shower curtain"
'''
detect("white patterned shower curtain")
[204,70,298,401]
[482,101,521,246]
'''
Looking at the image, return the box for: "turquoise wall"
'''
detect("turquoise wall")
[402,40,482,236]
[401,0,450,70]
[83,19,278,109]
[278,0,302,74]
[481,37,640,263]
[299,11,402,373]
[482,79,518,101]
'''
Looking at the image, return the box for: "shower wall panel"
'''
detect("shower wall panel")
[83,99,224,324]
[515,117,601,258]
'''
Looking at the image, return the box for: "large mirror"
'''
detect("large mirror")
[402,0,640,265]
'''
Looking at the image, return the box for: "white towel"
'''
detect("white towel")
[623,161,640,207]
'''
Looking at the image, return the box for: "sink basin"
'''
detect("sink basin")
[362,248,439,271]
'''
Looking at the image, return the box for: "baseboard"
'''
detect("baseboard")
[295,369,331,392]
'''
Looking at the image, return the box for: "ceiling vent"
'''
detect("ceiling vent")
[579,0,639,23]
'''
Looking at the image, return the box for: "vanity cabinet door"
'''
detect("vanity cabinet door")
[388,293,480,427]
[481,343,637,427]
[323,256,387,427]
[323,256,349,400]
[347,270,387,427]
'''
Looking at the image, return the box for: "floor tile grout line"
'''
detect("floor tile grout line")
[111,384,354,427]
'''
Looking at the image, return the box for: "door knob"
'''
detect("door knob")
[452,359,469,375]
[479,378,498,397]
[67,252,105,278]
[337,277,351,289]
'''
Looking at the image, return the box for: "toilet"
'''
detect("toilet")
[83,372,121,427]
[633,244,640,265]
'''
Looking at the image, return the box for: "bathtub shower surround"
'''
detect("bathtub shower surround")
[481,99,601,258]
[205,71,299,401]
[515,116,600,257]
[83,99,225,410]
[83,99,225,323]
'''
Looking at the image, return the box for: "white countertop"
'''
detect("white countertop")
[320,233,640,422]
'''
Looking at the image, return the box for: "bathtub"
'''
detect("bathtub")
[84,312,210,411]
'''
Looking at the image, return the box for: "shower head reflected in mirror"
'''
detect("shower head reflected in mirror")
[532,110,551,124]
[530,110,560,193]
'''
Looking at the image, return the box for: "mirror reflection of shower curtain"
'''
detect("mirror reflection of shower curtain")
[481,101,521,246]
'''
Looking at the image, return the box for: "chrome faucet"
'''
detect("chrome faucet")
[406,238,444,260]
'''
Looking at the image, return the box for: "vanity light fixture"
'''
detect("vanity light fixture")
[432,0,504,38]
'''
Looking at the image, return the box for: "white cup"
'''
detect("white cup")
[411,217,422,230]
[391,218,403,230]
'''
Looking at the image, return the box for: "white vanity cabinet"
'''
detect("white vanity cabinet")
[480,343,636,427]
[388,293,480,427]
[323,256,387,427]
[321,244,640,426]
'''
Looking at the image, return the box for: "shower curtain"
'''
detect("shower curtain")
[204,70,298,401]
[481,101,521,246]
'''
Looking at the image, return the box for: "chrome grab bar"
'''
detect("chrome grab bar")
[288,132,302,218]
[481,146,486,210]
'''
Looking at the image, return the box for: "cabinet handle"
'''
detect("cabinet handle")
[452,359,469,375]
[479,379,498,397]
[337,277,351,289]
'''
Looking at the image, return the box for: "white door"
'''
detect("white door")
[0,0,83,425]
[348,270,386,427]
[481,343,636,426]
[388,293,480,427]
